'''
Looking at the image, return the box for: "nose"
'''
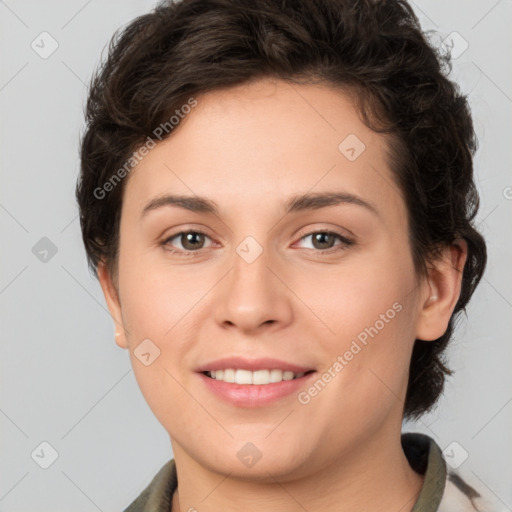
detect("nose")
[213,240,294,334]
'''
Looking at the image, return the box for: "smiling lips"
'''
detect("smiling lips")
[205,368,311,384]
[196,356,315,381]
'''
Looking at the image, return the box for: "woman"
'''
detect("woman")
[76,0,496,510]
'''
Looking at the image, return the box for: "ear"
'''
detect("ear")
[97,260,128,349]
[415,239,468,341]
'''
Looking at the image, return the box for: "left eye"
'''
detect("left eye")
[296,231,353,252]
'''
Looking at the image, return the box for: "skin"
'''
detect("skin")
[98,77,467,512]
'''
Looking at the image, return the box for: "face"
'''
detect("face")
[99,77,456,480]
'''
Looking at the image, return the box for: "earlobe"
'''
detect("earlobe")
[415,240,468,341]
[97,260,128,350]
[114,330,127,349]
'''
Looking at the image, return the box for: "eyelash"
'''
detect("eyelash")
[161,229,355,257]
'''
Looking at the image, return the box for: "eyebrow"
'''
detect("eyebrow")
[140,191,379,219]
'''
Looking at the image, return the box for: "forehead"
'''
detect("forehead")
[123,77,405,224]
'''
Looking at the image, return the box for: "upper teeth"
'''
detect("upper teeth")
[207,369,306,385]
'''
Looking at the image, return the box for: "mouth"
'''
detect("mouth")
[195,357,317,406]
[202,368,316,385]
[198,367,317,408]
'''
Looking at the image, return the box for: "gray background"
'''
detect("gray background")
[1,1,511,510]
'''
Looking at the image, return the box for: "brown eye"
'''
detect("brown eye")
[163,230,213,254]
[311,232,337,250]
[179,232,206,250]
[297,231,354,252]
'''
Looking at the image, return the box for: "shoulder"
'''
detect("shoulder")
[438,466,509,512]
[123,458,177,512]
[402,432,508,512]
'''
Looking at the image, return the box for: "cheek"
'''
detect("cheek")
[121,284,195,435]
[315,245,415,335]
[128,359,200,442]
[312,246,417,392]
[118,252,200,340]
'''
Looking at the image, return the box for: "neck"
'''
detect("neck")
[170,428,424,512]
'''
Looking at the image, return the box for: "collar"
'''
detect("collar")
[402,432,447,511]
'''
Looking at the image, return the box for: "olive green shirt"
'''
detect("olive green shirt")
[123,433,490,511]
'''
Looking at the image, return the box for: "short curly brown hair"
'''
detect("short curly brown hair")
[76,0,486,419]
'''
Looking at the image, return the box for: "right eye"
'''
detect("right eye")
[162,230,214,256]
